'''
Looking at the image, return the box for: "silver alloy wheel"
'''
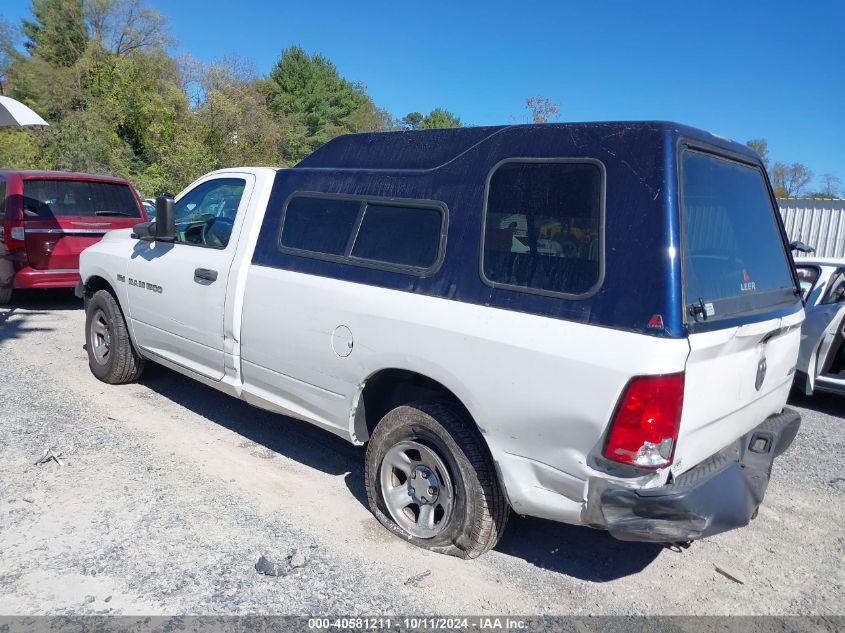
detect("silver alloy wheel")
[89,309,111,364]
[379,440,454,539]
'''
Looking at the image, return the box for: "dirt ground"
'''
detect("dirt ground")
[1,290,843,616]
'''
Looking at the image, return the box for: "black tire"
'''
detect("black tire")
[85,289,144,384]
[364,400,509,559]
[0,286,11,305]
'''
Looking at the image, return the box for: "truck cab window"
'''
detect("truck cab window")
[174,178,246,248]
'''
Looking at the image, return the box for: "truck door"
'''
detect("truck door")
[126,173,254,380]
[798,269,845,393]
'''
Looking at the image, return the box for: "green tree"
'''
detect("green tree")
[41,104,135,174]
[264,45,389,161]
[5,2,406,193]
[401,111,424,130]
[137,126,213,195]
[0,128,41,168]
[6,0,194,191]
[0,17,18,94]
[192,56,287,170]
[21,0,88,67]
[419,107,461,129]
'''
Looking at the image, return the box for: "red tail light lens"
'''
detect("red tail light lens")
[603,373,685,469]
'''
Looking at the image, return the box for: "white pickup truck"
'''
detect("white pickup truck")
[78,122,803,558]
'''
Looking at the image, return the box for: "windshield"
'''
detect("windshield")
[681,150,797,323]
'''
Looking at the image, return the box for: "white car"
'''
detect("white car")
[78,122,803,558]
[795,258,845,395]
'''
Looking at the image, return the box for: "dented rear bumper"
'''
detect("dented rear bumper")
[586,408,801,543]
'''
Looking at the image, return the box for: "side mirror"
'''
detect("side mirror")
[131,221,153,240]
[790,240,816,254]
[131,194,176,242]
[153,194,176,241]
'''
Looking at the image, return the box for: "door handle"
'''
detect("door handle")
[194,268,218,282]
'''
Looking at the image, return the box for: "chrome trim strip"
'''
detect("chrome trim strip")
[24,228,110,235]
[30,268,79,273]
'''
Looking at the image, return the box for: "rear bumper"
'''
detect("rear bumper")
[13,266,81,289]
[585,408,801,543]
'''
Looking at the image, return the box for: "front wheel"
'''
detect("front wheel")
[364,400,509,559]
[85,289,144,384]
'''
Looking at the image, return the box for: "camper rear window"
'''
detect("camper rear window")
[280,194,446,274]
[681,149,797,321]
[482,160,603,297]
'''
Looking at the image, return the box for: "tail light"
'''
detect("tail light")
[4,219,26,252]
[603,373,685,469]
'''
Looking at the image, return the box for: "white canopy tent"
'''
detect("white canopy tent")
[0,95,49,127]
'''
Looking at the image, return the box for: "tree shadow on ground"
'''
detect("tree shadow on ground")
[138,363,364,480]
[3,288,81,311]
[0,306,55,344]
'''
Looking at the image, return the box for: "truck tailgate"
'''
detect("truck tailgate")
[674,309,803,476]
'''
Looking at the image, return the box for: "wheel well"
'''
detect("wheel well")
[83,275,142,356]
[83,275,115,297]
[358,369,473,441]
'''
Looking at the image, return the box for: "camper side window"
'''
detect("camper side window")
[482,160,603,297]
[279,194,446,275]
[281,196,362,256]
[351,204,443,270]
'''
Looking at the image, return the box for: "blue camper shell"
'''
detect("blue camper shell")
[252,121,800,338]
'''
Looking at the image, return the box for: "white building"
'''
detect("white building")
[779,198,845,259]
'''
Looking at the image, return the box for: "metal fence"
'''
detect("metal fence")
[779,198,845,259]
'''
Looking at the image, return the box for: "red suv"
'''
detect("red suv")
[0,170,147,303]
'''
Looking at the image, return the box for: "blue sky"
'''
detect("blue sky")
[3,0,844,189]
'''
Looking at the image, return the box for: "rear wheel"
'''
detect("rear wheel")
[364,400,509,559]
[85,289,144,384]
[0,286,11,305]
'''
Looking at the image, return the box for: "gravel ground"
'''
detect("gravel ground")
[0,290,843,616]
